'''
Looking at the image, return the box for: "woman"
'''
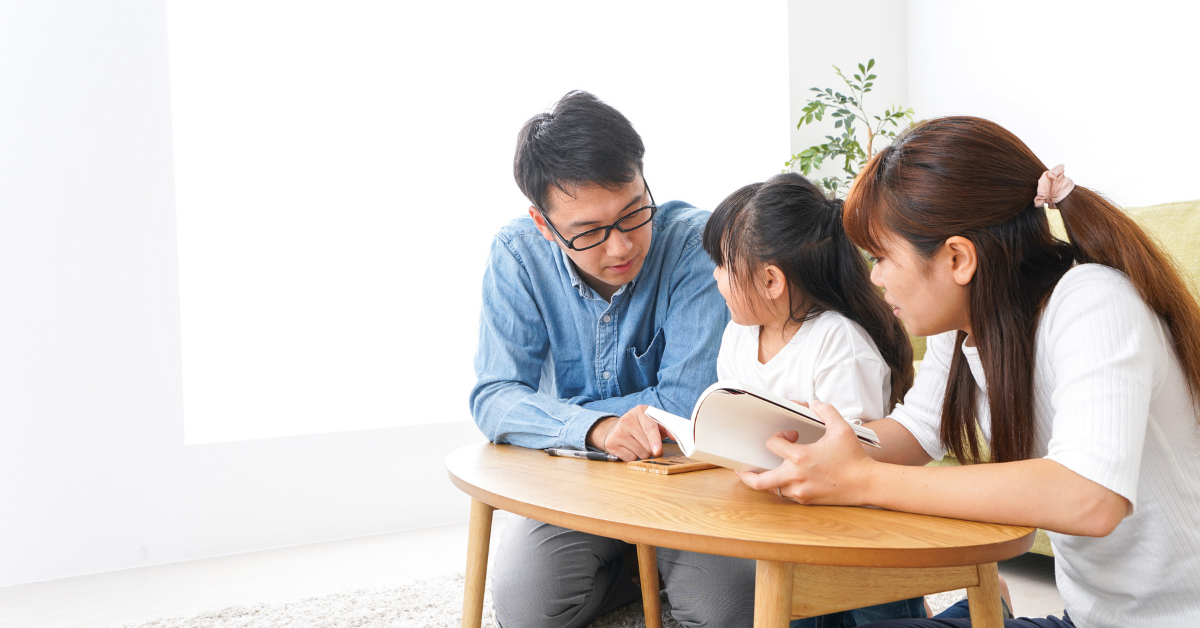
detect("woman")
[737,116,1200,628]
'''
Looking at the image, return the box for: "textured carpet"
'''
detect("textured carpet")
[117,573,966,628]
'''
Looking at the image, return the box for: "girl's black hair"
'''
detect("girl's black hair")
[703,172,914,410]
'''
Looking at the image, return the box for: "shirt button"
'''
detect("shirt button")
[603,315,611,323]
[602,371,611,379]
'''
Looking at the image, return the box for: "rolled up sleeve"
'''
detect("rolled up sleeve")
[469,236,610,450]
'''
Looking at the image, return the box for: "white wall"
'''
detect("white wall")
[0,1,483,587]
[789,0,908,182]
[790,1,1200,208]
[906,0,1198,208]
[0,0,787,587]
[169,0,791,445]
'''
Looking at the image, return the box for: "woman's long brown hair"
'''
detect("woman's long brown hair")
[844,116,1200,463]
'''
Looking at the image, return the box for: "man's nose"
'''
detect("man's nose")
[606,230,633,256]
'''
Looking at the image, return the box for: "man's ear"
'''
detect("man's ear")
[762,264,788,300]
[944,236,978,286]
[528,206,556,243]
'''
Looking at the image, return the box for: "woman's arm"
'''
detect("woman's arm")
[739,402,1129,537]
[861,417,933,466]
[865,452,1130,537]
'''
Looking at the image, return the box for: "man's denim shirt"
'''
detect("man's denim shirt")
[470,200,729,451]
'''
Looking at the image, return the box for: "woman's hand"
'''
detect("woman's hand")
[736,401,878,505]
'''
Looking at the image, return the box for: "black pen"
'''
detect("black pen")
[544,447,620,462]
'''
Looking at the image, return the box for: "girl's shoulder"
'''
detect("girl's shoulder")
[801,311,886,361]
[719,320,760,351]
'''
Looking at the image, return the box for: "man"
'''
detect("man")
[470,91,753,628]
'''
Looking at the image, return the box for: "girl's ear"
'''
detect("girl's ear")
[761,264,788,300]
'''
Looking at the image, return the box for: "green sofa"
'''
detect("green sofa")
[916,199,1200,556]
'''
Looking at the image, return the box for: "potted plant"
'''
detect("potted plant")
[786,59,915,198]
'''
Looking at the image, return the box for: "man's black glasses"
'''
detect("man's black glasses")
[539,183,657,251]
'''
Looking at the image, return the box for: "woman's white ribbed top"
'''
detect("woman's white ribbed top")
[891,264,1200,628]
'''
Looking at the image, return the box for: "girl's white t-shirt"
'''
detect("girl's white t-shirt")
[890,264,1200,628]
[716,311,892,421]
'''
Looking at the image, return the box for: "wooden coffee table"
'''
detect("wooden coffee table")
[447,442,1034,628]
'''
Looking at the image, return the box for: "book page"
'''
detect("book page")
[693,390,827,471]
[643,407,697,457]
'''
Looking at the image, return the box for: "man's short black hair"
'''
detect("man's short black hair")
[514,90,646,213]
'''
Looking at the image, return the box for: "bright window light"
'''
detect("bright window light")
[167,1,789,444]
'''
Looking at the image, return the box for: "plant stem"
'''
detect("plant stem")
[855,91,874,160]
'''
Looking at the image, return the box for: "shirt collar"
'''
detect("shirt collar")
[557,247,639,302]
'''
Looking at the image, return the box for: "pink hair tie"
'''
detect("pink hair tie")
[1034,164,1075,209]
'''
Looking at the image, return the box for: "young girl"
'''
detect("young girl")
[737,117,1200,628]
[703,172,923,626]
[702,171,913,425]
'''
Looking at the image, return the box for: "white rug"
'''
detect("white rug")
[117,573,966,628]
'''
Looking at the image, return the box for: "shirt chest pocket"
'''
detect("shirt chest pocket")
[624,327,665,391]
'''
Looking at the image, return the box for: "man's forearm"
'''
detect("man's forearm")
[472,380,611,450]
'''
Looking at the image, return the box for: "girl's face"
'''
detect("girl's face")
[713,264,771,326]
[869,234,975,337]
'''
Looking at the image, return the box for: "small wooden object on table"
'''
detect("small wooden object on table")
[447,442,1033,628]
[627,443,718,475]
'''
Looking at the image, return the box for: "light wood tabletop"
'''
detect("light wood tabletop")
[447,442,1035,628]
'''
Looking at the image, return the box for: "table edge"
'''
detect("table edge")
[447,467,1034,568]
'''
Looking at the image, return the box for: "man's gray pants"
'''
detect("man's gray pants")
[492,515,756,628]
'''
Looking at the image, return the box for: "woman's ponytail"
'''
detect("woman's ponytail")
[1058,187,1200,407]
[844,116,1200,465]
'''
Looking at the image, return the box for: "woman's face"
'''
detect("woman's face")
[869,234,975,338]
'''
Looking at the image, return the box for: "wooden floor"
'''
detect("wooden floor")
[0,513,1062,628]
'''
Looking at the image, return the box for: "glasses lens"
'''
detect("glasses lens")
[570,228,609,250]
[616,206,654,232]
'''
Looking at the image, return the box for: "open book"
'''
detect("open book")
[645,380,882,472]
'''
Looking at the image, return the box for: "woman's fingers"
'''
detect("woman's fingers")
[765,432,803,459]
[811,401,854,438]
[735,469,759,487]
[738,403,879,506]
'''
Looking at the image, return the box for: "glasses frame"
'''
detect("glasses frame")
[538,182,658,251]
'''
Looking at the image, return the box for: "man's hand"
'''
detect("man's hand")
[585,405,669,461]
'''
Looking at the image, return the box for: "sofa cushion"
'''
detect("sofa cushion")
[1125,199,1200,298]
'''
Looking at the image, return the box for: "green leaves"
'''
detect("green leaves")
[785,58,915,198]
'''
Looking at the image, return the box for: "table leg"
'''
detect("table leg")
[753,560,795,628]
[967,562,1004,628]
[636,544,662,628]
[462,499,495,628]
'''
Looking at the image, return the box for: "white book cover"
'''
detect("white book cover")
[645,380,881,472]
